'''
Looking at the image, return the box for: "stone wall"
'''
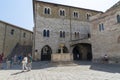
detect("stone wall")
[0,21,33,57]
[90,7,120,63]
[33,1,101,60]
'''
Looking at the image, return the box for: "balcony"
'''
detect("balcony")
[70,33,91,46]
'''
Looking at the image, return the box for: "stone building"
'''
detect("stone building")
[0,20,33,58]
[33,0,102,61]
[90,1,120,63]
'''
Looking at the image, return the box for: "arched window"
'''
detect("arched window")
[59,9,65,16]
[60,10,62,16]
[23,32,26,38]
[60,31,62,37]
[75,32,77,38]
[43,30,46,37]
[73,11,79,18]
[47,30,50,37]
[48,8,50,14]
[44,7,51,15]
[44,8,47,14]
[77,32,79,38]
[117,15,120,23]
[88,33,91,38]
[63,10,65,16]
[63,31,65,38]
[86,13,91,20]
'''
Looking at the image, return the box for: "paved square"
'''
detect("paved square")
[0,61,120,80]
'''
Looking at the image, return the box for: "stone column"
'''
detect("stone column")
[60,43,64,54]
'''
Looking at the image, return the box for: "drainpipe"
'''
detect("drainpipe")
[69,7,72,41]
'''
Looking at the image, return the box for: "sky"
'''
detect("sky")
[0,0,120,31]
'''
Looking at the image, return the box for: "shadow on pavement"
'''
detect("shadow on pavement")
[2,61,120,73]
[73,61,120,73]
[11,71,29,75]
[90,63,120,73]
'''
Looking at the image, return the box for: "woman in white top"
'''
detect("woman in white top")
[22,56,28,71]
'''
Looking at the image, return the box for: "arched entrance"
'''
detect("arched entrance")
[63,46,69,53]
[57,46,69,53]
[72,43,92,61]
[41,45,52,61]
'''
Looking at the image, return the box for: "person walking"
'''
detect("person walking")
[27,54,32,71]
[13,55,17,65]
[6,58,11,69]
[22,55,28,71]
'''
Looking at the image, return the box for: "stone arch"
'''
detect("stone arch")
[57,46,69,53]
[72,43,92,61]
[63,46,69,53]
[41,45,52,61]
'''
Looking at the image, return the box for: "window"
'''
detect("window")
[43,29,50,37]
[11,29,14,35]
[59,9,65,16]
[117,15,120,23]
[77,32,80,38]
[43,30,46,37]
[63,31,65,38]
[23,33,26,38]
[60,31,65,38]
[74,32,80,38]
[99,23,104,31]
[60,31,62,38]
[86,13,91,20]
[47,30,50,37]
[73,11,79,18]
[44,7,51,15]
[88,33,91,38]
[75,32,77,38]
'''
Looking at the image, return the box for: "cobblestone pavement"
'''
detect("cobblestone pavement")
[0,61,120,80]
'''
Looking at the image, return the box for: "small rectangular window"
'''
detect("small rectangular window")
[11,29,14,35]
[117,15,120,23]
[99,23,104,31]
[23,33,26,38]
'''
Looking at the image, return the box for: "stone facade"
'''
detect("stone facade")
[90,1,120,63]
[0,20,33,57]
[33,0,101,61]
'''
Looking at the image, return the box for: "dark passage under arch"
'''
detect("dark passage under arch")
[41,45,52,61]
[72,43,92,61]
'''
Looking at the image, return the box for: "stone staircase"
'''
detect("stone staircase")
[8,43,32,59]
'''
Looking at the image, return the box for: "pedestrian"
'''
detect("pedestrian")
[10,57,14,68]
[22,55,28,71]
[34,50,38,61]
[104,54,108,61]
[27,54,32,71]
[13,55,17,65]
[18,55,22,65]
[0,53,4,69]
[6,58,11,69]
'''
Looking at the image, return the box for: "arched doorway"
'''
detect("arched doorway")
[72,43,92,61]
[41,45,52,61]
[57,46,69,53]
[63,46,69,53]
